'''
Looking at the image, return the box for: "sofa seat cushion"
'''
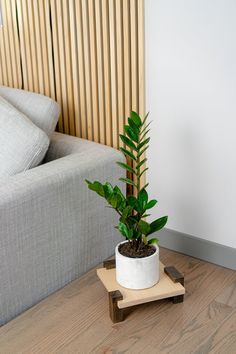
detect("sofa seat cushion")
[0,86,60,137]
[0,96,49,177]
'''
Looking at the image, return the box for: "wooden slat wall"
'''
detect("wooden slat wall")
[0,0,145,149]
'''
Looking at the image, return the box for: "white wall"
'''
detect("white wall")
[146,0,236,248]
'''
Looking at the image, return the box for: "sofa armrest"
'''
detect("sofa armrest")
[45,132,113,161]
[0,133,124,325]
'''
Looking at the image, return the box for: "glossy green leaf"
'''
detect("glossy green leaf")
[138,188,148,206]
[136,158,147,170]
[138,220,151,235]
[142,213,151,217]
[148,238,159,245]
[140,121,152,135]
[127,196,138,207]
[145,199,158,209]
[131,111,142,127]
[124,125,139,143]
[103,182,113,199]
[86,180,104,197]
[116,161,136,174]
[127,228,134,240]
[138,167,148,180]
[142,112,149,126]
[119,177,137,187]
[113,185,125,199]
[140,129,150,142]
[122,205,133,219]
[147,216,168,235]
[119,134,137,150]
[140,183,149,191]
[137,137,150,150]
[137,145,149,159]
[118,222,129,238]
[128,117,140,134]
[108,193,122,209]
[120,147,137,161]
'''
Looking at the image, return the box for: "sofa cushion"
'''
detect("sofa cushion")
[0,86,60,137]
[0,96,49,177]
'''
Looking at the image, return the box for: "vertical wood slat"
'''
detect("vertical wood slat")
[0,0,145,182]
[95,0,105,145]
[109,0,118,148]
[75,0,87,139]
[81,0,93,141]
[101,0,112,146]
[69,0,81,137]
[88,0,99,143]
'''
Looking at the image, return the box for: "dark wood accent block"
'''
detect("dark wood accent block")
[164,266,184,286]
[103,259,116,269]
[109,290,124,323]
[172,295,184,304]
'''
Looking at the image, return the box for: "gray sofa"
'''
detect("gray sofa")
[0,131,123,325]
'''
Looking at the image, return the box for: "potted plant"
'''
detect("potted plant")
[86,111,168,290]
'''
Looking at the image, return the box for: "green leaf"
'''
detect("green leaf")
[138,220,151,235]
[127,196,138,208]
[138,188,148,206]
[124,125,139,143]
[140,183,149,191]
[116,161,136,175]
[119,177,137,187]
[113,185,125,200]
[127,228,134,240]
[136,158,147,170]
[138,167,148,180]
[142,112,149,124]
[148,238,159,245]
[120,147,137,161]
[137,145,149,159]
[142,213,151,217]
[119,134,137,150]
[137,137,150,150]
[113,187,126,210]
[103,182,113,199]
[128,117,140,134]
[122,205,133,219]
[118,222,129,238]
[140,129,150,142]
[147,216,168,235]
[140,121,152,135]
[131,111,142,127]
[87,181,105,197]
[145,199,158,209]
[108,193,122,209]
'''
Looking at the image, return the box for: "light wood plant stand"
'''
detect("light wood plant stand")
[97,260,185,323]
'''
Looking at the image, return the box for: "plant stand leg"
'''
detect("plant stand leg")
[172,294,184,304]
[109,290,124,323]
[164,265,185,304]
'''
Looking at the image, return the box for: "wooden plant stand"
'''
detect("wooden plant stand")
[97,260,185,323]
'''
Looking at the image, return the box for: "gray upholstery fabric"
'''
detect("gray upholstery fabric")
[0,86,60,136]
[0,133,124,325]
[0,96,49,176]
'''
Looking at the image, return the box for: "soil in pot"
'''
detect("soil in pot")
[118,240,156,258]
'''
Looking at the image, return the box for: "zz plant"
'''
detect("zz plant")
[86,111,168,257]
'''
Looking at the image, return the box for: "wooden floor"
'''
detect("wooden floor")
[0,248,236,354]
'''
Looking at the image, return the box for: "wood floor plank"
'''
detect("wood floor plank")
[0,248,235,354]
[204,310,236,354]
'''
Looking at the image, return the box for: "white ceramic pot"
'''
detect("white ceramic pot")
[115,240,159,290]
